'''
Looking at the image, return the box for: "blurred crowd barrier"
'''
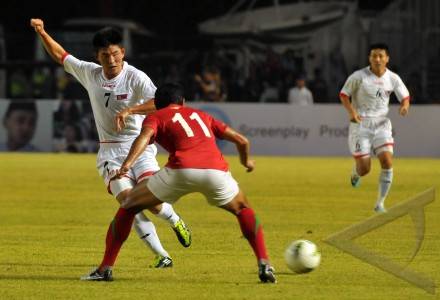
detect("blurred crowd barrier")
[1,99,439,156]
[1,50,436,105]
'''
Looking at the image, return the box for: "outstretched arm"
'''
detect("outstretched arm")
[30,18,67,65]
[115,100,156,132]
[221,127,254,172]
[115,126,155,178]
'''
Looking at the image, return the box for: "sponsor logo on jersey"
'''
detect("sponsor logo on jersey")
[116,94,128,100]
[102,83,116,88]
[376,88,387,100]
[376,88,392,100]
[374,80,384,86]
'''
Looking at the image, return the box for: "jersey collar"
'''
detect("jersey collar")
[168,104,183,109]
[367,66,388,78]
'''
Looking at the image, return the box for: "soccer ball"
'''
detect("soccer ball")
[285,239,321,274]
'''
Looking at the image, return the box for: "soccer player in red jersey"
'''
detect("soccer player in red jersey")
[93,82,276,283]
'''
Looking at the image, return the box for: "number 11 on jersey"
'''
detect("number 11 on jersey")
[172,112,211,137]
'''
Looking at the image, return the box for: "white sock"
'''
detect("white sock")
[376,168,393,208]
[155,203,180,226]
[133,212,169,257]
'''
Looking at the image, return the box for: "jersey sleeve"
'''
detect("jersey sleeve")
[340,72,361,97]
[136,71,157,104]
[142,114,159,143]
[210,115,228,139]
[63,54,97,87]
[392,74,410,102]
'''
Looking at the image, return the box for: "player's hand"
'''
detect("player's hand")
[30,18,44,34]
[110,166,130,180]
[399,105,409,116]
[350,112,361,123]
[244,159,255,173]
[115,109,130,132]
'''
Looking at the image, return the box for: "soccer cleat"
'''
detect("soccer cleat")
[350,174,361,188]
[374,205,387,213]
[258,262,276,283]
[172,218,191,248]
[151,255,173,268]
[80,268,113,281]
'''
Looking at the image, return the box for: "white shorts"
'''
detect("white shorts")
[348,117,394,158]
[97,141,160,196]
[147,168,240,207]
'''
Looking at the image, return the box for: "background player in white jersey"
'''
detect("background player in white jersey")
[30,19,191,270]
[339,43,410,213]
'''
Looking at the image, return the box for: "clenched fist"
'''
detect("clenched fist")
[30,18,45,34]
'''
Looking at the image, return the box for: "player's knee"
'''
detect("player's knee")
[220,199,245,215]
[115,190,130,205]
[121,200,143,216]
[378,154,393,169]
[236,201,249,212]
[230,198,250,215]
[120,199,131,210]
[380,160,392,169]
[147,203,162,214]
[120,194,137,210]
[358,166,370,176]
[382,163,392,170]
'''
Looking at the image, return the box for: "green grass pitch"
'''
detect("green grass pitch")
[0,153,439,299]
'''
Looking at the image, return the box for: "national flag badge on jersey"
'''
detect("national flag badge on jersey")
[116,94,128,100]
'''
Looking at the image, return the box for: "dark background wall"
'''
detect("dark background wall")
[1,0,392,60]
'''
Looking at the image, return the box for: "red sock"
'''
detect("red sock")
[99,207,136,271]
[237,207,269,262]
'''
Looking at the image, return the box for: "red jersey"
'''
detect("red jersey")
[142,104,229,171]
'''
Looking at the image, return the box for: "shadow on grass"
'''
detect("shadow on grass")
[0,262,94,268]
[0,274,132,282]
[276,272,303,276]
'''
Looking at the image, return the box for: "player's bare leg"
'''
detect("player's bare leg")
[351,156,371,187]
[81,184,165,281]
[220,190,276,283]
[114,189,173,267]
[125,182,191,247]
[122,182,170,215]
[375,150,393,213]
[138,178,191,248]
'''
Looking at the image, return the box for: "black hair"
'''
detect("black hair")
[154,83,185,109]
[92,27,123,52]
[4,101,37,120]
[369,43,390,56]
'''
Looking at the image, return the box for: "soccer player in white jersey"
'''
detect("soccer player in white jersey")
[339,43,410,213]
[30,19,191,274]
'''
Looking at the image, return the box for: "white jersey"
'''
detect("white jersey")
[340,67,409,118]
[287,86,314,105]
[63,54,156,142]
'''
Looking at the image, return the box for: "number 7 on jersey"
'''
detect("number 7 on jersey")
[172,112,211,137]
